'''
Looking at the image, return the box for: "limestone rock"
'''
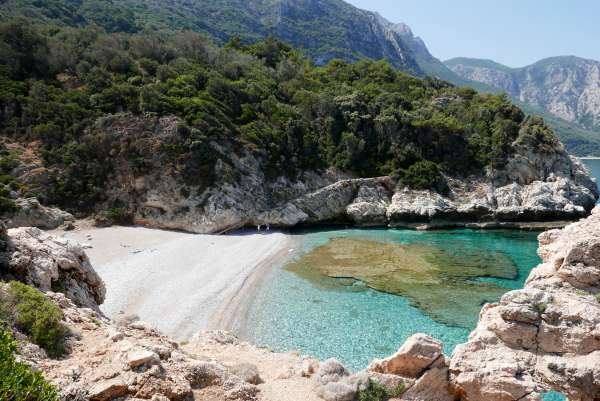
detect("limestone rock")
[6,197,74,230]
[126,349,159,368]
[2,227,105,308]
[88,378,127,401]
[368,334,443,378]
[450,206,600,401]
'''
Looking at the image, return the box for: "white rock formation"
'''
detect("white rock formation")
[450,207,600,401]
[2,226,105,308]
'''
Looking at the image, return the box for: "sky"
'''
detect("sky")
[345,0,600,68]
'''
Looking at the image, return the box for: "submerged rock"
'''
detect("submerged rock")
[286,237,518,328]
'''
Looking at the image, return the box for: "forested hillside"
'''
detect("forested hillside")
[0,17,560,214]
[447,56,600,156]
[0,0,423,74]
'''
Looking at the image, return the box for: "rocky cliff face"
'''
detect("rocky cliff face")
[446,56,600,131]
[450,207,600,401]
[12,113,597,234]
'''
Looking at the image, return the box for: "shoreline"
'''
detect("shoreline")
[54,225,295,341]
[208,235,298,334]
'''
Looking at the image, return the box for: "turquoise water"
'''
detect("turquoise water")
[582,158,600,196]
[244,228,540,371]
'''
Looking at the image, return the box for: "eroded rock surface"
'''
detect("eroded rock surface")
[450,207,600,401]
[1,226,105,308]
[7,114,597,234]
[6,198,74,230]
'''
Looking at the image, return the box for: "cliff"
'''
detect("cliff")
[450,206,600,401]
[10,114,596,234]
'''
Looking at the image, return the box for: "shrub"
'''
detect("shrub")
[0,328,59,401]
[0,282,66,357]
[595,293,600,303]
[357,379,405,401]
[399,160,444,191]
[106,207,133,225]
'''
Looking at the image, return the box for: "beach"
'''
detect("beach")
[56,225,295,340]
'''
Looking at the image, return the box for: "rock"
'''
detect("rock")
[2,227,105,309]
[88,378,128,401]
[368,334,443,378]
[231,363,261,385]
[315,358,350,385]
[107,328,124,342]
[126,349,159,368]
[401,365,454,401]
[316,381,357,401]
[6,197,74,230]
[450,206,600,401]
[301,357,320,377]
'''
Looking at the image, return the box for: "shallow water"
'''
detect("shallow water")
[244,228,540,371]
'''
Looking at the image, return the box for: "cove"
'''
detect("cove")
[242,227,540,371]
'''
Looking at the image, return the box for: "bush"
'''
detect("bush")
[0,282,66,357]
[357,379,405,401]
[0,328,59,401]
[94,207,133,227]
[399,160,444,191]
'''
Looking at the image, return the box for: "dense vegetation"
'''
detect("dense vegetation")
[0,0,422,73]
[0,328,59,401]
[0,282,66,357]
[0,16,559,210]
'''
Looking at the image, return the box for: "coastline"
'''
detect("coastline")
[54,225,295,341]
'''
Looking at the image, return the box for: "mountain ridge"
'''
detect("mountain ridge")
[446,55,600,155]
[2,0,600,155]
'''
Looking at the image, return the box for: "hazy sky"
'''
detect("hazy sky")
[345,0,600,68]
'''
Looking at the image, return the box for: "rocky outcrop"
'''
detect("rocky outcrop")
[6,197,74,229]
[1,226,104,308]
[6,114,598,234]
[449,207,600,401]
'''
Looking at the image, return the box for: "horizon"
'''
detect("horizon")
[346,0,600,68]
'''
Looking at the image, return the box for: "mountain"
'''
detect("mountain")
[3,0,600,155]
[446,56,600,155]
[0,0,423,75]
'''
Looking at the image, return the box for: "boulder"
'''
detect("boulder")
[6,197,74,230]
[367,334,443,378]
[126,349,159,368]
[2,227,105,308]
[88,378,128,401]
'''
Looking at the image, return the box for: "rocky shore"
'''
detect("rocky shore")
[1,203,599,400]
[6,114,598,234]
